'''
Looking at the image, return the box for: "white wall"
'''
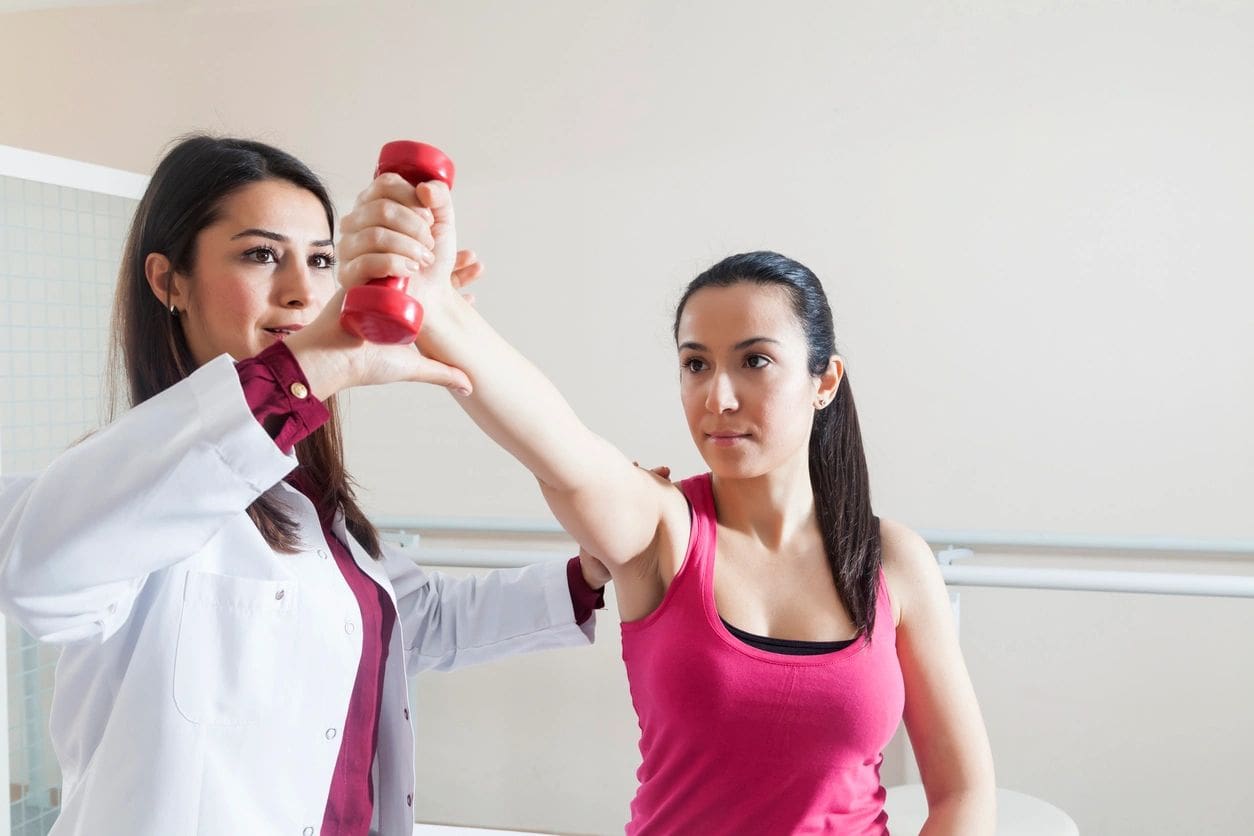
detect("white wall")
[3,2,1253,834]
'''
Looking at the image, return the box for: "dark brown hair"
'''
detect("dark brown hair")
[108,135,381,558]
[674,251,881,639]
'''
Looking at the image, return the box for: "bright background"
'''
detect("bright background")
[2,2,1252,834]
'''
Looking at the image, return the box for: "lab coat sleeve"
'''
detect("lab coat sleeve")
[0,355,297,644]
[382,547,595,673]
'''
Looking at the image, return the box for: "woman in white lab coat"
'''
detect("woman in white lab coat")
[0,135,605,836]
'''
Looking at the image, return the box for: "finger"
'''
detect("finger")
[451,259,485,290]
[414,181,456,266]
[406,354,473,396]
[355,173,426,211]
[338,253,424,288]
[341,227,434,267]
[340,200,435,251]
[342,200,433,238]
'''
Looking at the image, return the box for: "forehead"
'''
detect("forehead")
[676,282,802,348]
[208,179,330,239]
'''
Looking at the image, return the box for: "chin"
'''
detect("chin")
[700,453,771,482]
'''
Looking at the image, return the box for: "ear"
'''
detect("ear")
[143,253,190,313]
[813,355,845,409]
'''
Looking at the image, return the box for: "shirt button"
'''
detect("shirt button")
[406,793,413,807]
[290,381,309,399]
[344,621,356,635]
[325,728,337,740]
[274,589,285,601]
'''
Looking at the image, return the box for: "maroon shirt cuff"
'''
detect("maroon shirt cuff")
[236,341,331,453]
[567,556,606,626]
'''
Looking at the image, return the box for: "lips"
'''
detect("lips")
[263,324,305,336]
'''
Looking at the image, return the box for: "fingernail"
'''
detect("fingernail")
[405,261,422,274]
[454,386,471,397]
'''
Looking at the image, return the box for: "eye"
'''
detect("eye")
[681,357,708,373]
[310,252,337,269]
[243,246,278,264]
[745,354,772,369]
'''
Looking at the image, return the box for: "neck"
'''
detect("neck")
[709,448,816,551]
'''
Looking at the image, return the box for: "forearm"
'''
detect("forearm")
[418,290,626,494]
[387,554,595,672]
[0,357,295,641]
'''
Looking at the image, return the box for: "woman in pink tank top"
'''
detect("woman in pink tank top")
[347,205,997,833]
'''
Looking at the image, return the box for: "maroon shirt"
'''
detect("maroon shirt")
[236,341,603,834]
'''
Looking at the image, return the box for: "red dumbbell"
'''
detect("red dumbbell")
[339,141,456,344]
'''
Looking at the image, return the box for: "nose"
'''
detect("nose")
[276,259,315,309]
[704,371,738,414]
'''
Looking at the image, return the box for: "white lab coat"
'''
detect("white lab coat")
[0,354,593,836]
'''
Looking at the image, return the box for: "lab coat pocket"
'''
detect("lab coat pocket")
[173,570,298,726]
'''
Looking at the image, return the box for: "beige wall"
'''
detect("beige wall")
[3,2,1253,834]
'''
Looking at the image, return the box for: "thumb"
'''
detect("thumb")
[406,352,472,397]
[415,181,457,276]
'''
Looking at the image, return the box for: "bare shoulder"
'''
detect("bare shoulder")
[878,517,941,626]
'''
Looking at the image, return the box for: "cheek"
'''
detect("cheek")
[679,384,704,429]
[200,281,265,327]
[754,381,815,439]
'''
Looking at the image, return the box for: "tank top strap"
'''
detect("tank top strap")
[675,472,717,575]
[871,561,897,642]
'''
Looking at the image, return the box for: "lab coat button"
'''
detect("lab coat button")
[407,793,413,807]
[325,728,337,740]
[344,621,356,634]
[290,381,309,399]
[403,707,409,720]
[303,829,314,836]
[317,549,329,560]
[275,589,285,601]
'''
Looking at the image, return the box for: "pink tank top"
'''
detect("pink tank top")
[620,474,905,835]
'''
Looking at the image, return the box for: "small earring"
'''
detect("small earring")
[169,303,179,316]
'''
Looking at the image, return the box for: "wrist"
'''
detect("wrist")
[413,285,473,351]
[284,315,356,400]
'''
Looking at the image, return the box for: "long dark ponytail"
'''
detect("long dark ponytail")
[110,135,381,558]
[674,251,880,639]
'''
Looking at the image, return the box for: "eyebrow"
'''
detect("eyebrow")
[678,337,781,352]
[231,228,333,248]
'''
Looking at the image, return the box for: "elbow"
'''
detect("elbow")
[920,783,997,836]
[0,549,125,645]
[0,550,34,629]
[0,544,52,634]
